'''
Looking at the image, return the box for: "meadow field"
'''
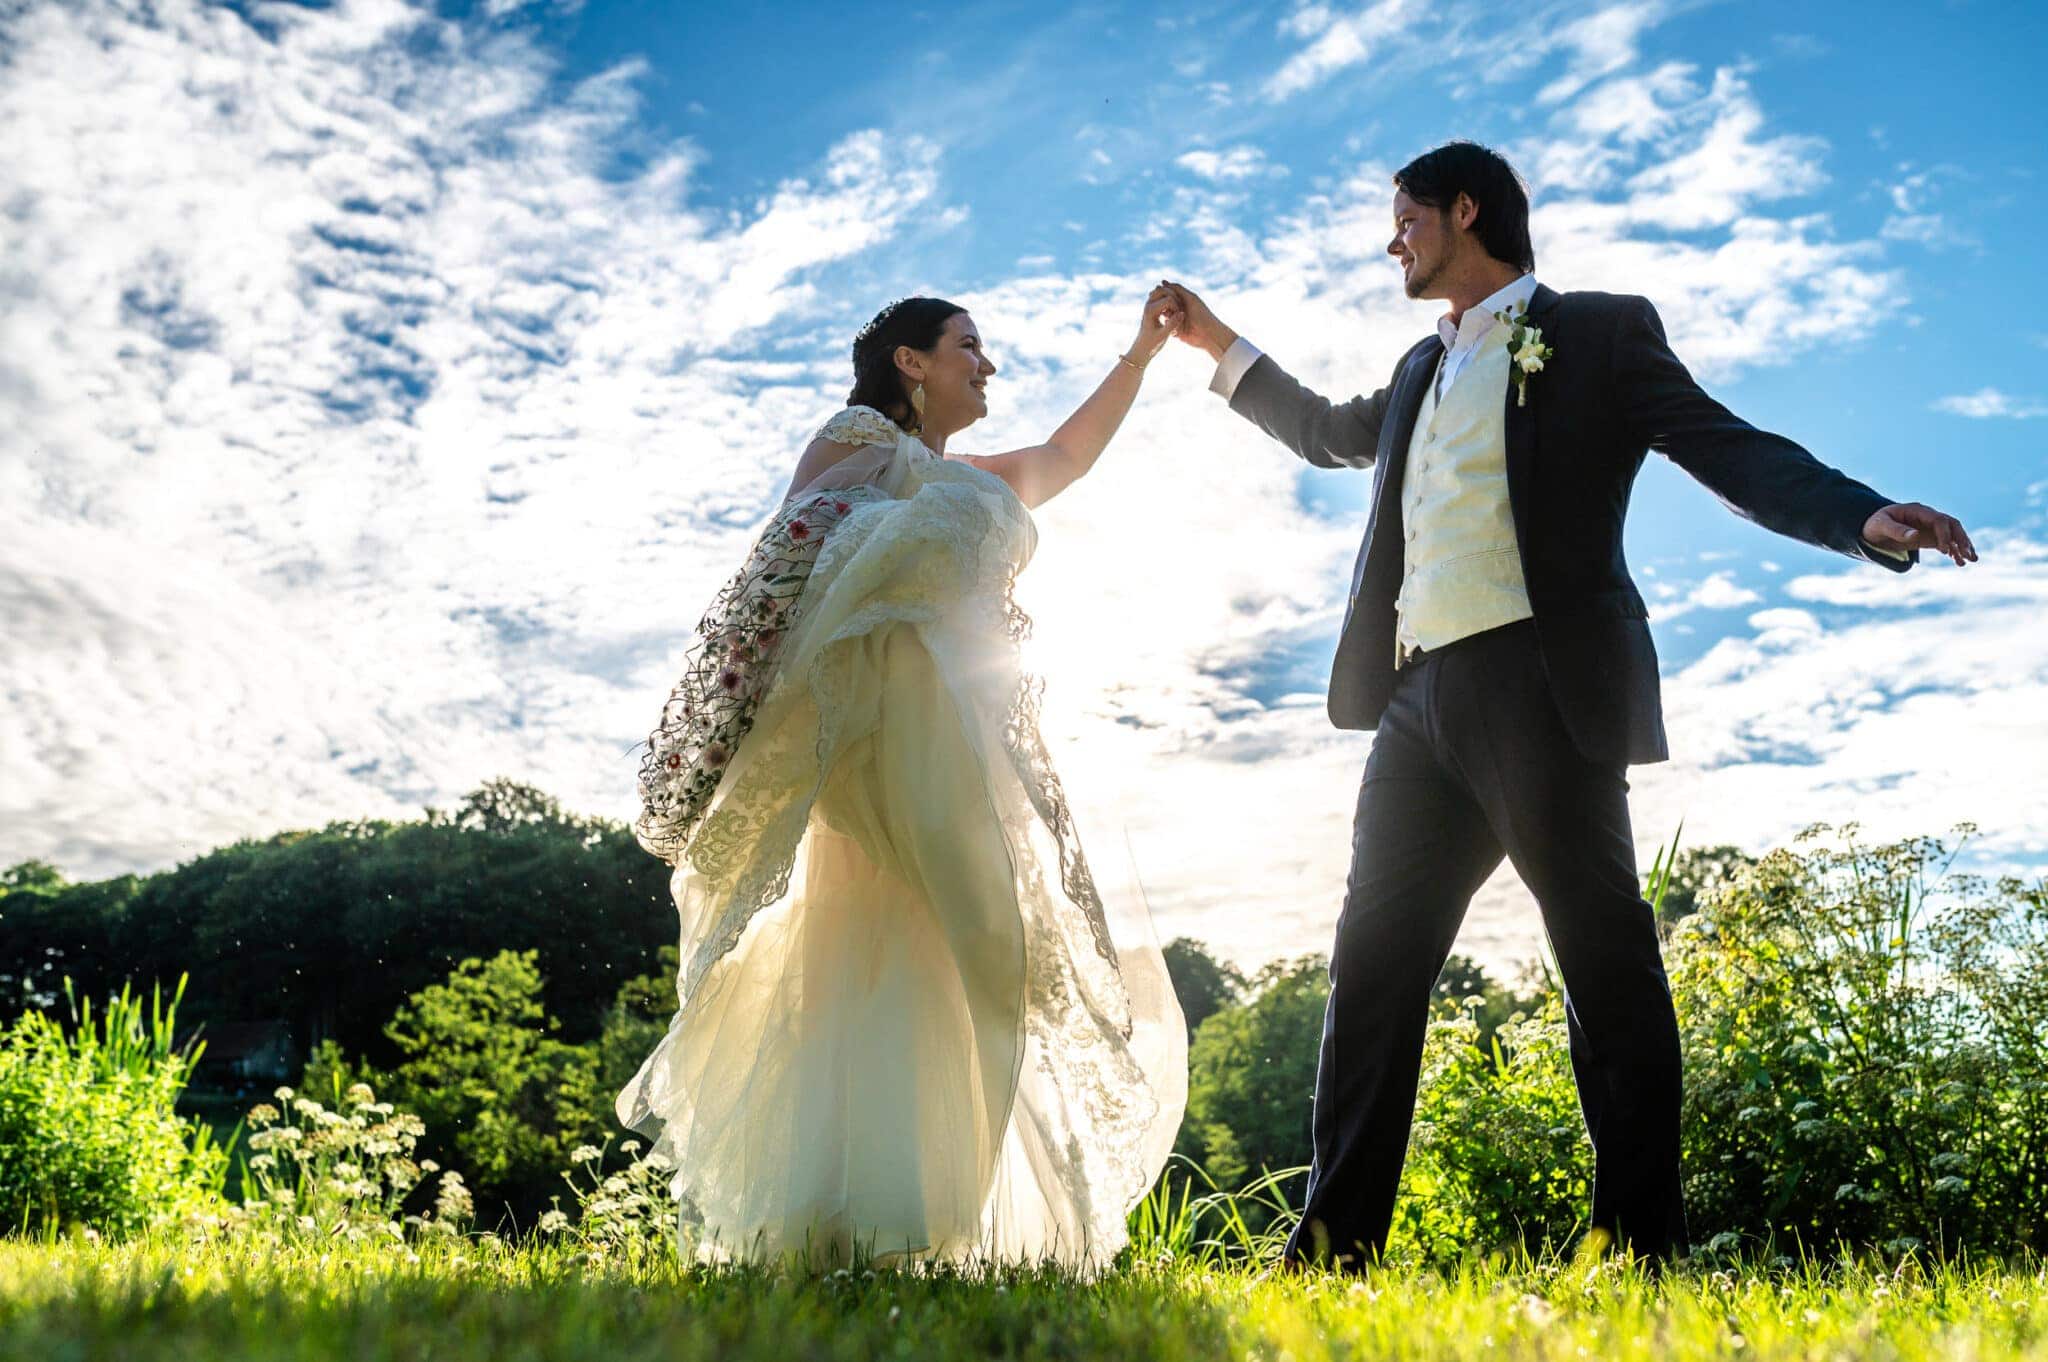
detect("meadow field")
[3,1233,2043,1362]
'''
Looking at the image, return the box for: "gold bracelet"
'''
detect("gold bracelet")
[1117,352,1147,373]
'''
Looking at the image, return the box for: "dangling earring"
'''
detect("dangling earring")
[909,381,926,431]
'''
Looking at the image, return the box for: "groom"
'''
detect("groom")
[1165,141,1975,1269]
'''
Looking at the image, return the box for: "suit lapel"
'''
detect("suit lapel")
[1502,283,1561,564]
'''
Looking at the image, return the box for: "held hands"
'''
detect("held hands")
[1861,502,1978,566]
[1159,279,1237,362]
[1126,284,1184,368]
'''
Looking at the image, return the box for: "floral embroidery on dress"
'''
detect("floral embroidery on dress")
[634,485,887,865]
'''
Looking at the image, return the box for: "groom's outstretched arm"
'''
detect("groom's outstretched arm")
[1616,296,1974,569]
[1165,280,1386,471]
[1228,349,1391,472]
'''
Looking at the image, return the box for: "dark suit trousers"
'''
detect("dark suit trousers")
[1282,619,1688,1268]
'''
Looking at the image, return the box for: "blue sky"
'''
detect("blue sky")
[548,0,2046,627]
[3,0,2043,971]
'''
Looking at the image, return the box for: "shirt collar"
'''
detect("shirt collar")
[1437,273,1539,351]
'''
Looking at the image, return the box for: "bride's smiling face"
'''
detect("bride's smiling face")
[898,312,997,437]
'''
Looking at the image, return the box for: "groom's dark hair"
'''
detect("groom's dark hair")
[1394,142,1535,273]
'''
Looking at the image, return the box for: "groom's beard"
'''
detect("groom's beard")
[1402,256,1444,299]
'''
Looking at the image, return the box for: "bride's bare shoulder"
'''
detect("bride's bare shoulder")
[782,406,901,498]
[788,434,865,489]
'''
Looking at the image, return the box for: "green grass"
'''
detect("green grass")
[2,1235,2043,1361]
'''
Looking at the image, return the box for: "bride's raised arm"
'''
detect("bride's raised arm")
[961,285,1179,509]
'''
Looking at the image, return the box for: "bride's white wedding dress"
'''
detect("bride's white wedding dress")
[616,405,1186,1272]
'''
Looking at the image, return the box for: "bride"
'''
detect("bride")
[616,287,1189,1272]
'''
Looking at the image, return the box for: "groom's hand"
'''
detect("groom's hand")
[1161,280,1239,363]
[1862,502,1977,566]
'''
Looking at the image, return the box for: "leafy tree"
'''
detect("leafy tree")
[597,944,679,1103]
[381,950,606,1227]
[1177,956,1327,1193]
[1161,937,1246,1039]
[2,860,66,891]
[0,871,143,1011]
[449,778,570,834]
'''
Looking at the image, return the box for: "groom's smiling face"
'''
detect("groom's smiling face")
[1389,187,1454,300]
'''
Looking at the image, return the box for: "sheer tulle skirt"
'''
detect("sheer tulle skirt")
[617,486,1186,1271]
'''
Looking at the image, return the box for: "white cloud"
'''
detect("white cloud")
[1933,388,2048,420]
[1879,167,1970,250]
[1175,147,1275,182]
[1640,532,2048,873]
[1649,570,1763,622]
[1881,214,1944,245]
[1770,33,1829,60]
[1262,0,1420,101]
[0,0,942,876]
[1259,0,1673,106]
[1538,1,1666,105]
[1623,68,1827,230]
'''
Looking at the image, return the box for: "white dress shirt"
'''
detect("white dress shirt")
[1433,273,1538,399]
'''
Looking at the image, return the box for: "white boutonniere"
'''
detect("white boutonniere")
[1494,304,1554,407]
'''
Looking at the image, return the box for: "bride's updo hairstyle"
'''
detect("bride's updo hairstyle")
[848,296,966,433]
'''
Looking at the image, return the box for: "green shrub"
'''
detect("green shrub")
[1395,994,1589,1260]
[0,977,228,1236]
[1671,825,2048,1256]
[1378,825,2048,1262]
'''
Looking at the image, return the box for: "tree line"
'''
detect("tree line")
[7,786,2043,1258]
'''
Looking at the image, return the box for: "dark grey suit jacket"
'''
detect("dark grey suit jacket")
[1229,285,1913,765]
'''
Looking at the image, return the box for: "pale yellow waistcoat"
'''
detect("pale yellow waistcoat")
[1392,328,1534,659]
